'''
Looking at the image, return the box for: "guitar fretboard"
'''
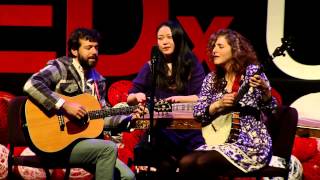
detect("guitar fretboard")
[234,83,250,103]
[88,105,138,120]
[234,67,262,103]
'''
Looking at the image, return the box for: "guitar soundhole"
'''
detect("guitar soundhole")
[66,120,89,134]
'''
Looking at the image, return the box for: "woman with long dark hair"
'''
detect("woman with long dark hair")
[127,20,206,178]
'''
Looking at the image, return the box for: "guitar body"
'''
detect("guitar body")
[201,113,232,146]
[24,93,104,154]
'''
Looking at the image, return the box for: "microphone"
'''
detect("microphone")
[148,45,160,144]
[150,45,160,64]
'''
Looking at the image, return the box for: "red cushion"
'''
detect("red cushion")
[292,137,318,162]
[0,99,9,145]
[0,91,15,102]
[107,80,132,106]
[302,160,320,180]
[0,91,15,145]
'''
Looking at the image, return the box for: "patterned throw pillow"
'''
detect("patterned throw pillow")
[18,148,93,180]
[0,144,8,179]
[18,147,51,180]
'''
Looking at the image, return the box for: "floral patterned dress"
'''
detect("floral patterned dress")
[194,64,278,173]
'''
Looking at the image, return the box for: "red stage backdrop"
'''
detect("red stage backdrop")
[0,0,319,121]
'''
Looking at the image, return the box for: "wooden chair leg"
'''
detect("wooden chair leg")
[7,162,14,180]
[45,168,50,180]
[7,146,14,180]
[64,168,70,180]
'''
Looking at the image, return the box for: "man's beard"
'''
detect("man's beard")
[78,55,97,70]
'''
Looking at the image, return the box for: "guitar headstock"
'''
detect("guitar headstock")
[272,37,293,59]
[154,100,172,112]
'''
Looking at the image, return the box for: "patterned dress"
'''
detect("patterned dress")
[194,64,278,172]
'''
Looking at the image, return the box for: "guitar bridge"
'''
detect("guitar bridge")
[58,114,65,131]
[211,124,217,132]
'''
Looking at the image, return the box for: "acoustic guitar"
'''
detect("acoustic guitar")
[23,93,138,154]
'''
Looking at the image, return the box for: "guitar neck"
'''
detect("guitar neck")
[88,105,138,120]
[234,83,250,103]
[234,66,262,103]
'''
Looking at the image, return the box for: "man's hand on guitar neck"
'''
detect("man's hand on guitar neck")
[61,101,88,120]
[131,104,148,119]
[208,92,236,115]
[116,104,148,132]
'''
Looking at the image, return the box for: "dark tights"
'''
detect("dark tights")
[179,150,243,179]
[154,155,178,179]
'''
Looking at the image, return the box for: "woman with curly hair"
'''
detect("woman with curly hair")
[179,29,278,179]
